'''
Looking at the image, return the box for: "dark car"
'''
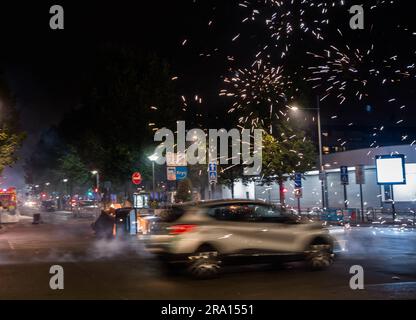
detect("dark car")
[41,200,56,212]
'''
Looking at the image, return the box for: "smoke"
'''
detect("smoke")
[0,237,153,266]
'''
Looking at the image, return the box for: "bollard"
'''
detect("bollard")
[33,213,41,224]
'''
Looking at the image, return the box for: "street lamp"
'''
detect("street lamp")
[148,154,158,198]
[91,170,100,192]
[290,96,327,209]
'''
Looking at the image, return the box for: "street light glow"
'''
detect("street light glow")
[148,154,158,162]
[63,179,68,183]
[91,170,98,175]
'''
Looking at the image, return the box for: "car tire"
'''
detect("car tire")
[306,243,334,271]
[187,246,221,279]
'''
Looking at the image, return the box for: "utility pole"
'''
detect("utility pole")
[317,96,326,210]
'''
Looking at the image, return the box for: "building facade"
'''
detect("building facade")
[220,145,416,213]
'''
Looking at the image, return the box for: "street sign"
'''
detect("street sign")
[340,166,349,185]
[294,188,303,199]
[131,172,142,185]
[355,165,365,184]
[208,163,217,172]
[209,171,217,182]
[166,152,187,167]
[167,167,176,181]
[175,166,188,181]
[208,162,217,183]
[294,173,302,189]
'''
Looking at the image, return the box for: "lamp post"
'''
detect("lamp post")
[62,179,69,210]
[91,170,100,212]
[290,96,327,209]
[148,155,158,198]
[91,170,100,192]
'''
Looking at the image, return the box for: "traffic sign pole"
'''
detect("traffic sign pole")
[343,184,348,209]
[340,166,349,209]
[359,183,364,222]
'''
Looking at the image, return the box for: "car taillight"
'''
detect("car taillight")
[168,224,196,235]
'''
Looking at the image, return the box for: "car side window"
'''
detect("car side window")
[252,204,286,222]
[208,204,258,222]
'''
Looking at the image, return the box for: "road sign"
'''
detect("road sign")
[340,166,349,185]
[294,188,303,199]
[208,163,217,172]
[355,165,365,184]
[131,172,142,185]
[167,167,176,181]
[175,166,188,181]
[166,152,187,167]
[209,171,217,182]
[208,162,217,183]
[294,173,302,189]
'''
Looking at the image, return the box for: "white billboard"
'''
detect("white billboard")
[376,155,406,185]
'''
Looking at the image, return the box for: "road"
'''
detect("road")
[0,209,416,299]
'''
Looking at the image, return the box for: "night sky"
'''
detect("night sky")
[0,1,415,187]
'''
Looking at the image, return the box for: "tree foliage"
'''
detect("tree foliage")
[261,123,317,184]
[0,75,26,175]
[176,178,193,203]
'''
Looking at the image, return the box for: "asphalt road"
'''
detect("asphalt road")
[0,209,416,299]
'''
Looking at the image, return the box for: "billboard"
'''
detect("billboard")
[375,154,406,185]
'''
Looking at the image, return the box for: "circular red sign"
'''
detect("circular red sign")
[132,172,142,185]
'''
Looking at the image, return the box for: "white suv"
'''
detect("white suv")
[147,199,337,278]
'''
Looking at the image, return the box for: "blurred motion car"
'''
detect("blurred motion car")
[147,199,337,279]
[73,200,99,218]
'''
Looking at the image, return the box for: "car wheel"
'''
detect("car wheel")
[187,247,221,279]
[306,243,334,270]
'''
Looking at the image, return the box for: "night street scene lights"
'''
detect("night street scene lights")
[91,170,100,191]
[289,99,327,209]
[148,154,158,196]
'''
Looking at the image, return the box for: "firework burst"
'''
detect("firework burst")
[220,60,291,131]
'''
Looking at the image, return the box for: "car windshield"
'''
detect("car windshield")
[79,201,94,207]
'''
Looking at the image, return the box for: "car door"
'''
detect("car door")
[206,203,264,255]
[249,204,298,253]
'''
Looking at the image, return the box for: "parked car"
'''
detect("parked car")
[146,199,338,279]
[41,200,56,212]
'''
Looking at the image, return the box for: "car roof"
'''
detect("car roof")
[170,199,271,209]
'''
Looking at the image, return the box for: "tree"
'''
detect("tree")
[56,147,91,195]
[175,179,193,203]
[261,121,317,206]
[0,74,26,175]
